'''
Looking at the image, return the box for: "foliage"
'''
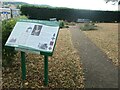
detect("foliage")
[20,5,120,22]
[64,25,69,28]
[64,22,76,26]
[59,21,70,28]
[80,23,97,31]
[2,19,17,67]
[59,20,65,28]
[15,15,28,20]
[3,1,28,5]
[2,16,27,67]
[105,0,119,5]
[105,0,118,3]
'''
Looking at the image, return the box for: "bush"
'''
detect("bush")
[68,22,76,26]
[64,21,75,26]
[2,19,17,67]
[64,25,69,28]
[59,21,70,28]
[2,16,27,67]
[80,23,97,31]
[59,20,64,28]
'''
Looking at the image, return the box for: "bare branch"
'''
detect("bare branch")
[105,0,118,3]
[105,0,119,5]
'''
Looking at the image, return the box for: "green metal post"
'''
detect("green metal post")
[21,51,26,80]
[44,55,48,86]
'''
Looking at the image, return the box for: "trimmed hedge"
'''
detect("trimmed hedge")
[21,5,120,23]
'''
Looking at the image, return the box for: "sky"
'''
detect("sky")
[5,0,119,11]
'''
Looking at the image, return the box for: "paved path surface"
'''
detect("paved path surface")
[69,24,118,88]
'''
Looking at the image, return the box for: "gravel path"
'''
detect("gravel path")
[69,24,118,88]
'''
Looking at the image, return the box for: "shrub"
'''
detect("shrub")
[2,19,17,67]
[59,20,64,28]
[64,25,69,28]
[68,22,76,26]
[2,16,27,67]
[64,21,75,26]
[59,21,70,28]
[80,22,97,31]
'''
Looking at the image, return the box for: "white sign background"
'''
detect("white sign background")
[5,21,59,53]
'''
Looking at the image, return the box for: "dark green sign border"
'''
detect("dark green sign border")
[6,19,60,56]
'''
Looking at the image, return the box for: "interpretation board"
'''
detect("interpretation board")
[5,19,60,56]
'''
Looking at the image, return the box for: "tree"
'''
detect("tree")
[105,0,120,5]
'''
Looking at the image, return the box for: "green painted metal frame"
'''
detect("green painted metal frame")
[44,55,48,86]
[21,51,26,80]
[5,19,60,86]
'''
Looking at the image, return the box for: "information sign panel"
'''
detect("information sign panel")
[5,19,60,55]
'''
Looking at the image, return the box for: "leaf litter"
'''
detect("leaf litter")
[2,28,84,88]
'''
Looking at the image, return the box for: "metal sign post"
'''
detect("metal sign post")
[20,51,49,86]
[44,55,48,86]
[21,51,26,80]
[20,52,49,86]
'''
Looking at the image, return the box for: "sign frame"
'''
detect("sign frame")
[5,19,60,86]
[5,19,60,56]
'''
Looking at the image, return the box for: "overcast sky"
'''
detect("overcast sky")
[12,0,119,11]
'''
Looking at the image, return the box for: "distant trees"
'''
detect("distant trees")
[105,0,120,4]
[105,0,118,3]
[20,5,120,23]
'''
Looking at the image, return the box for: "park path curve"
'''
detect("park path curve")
[69,24,118,88]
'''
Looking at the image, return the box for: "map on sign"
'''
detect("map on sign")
[5,19,59,54]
